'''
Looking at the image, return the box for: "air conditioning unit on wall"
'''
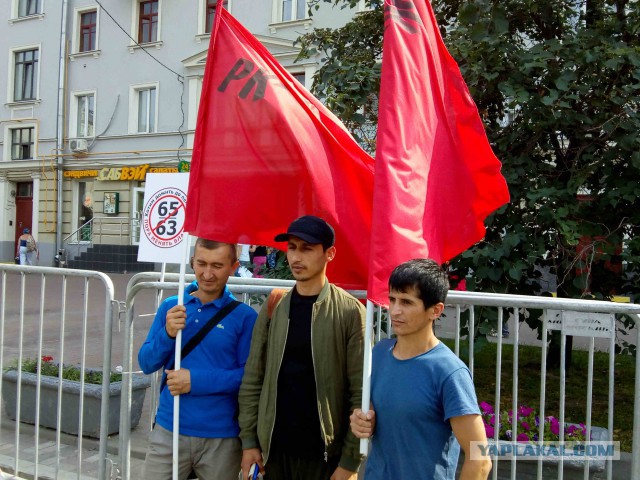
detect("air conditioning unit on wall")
[69,138,88,153]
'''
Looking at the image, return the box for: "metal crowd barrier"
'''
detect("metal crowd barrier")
[439,290,640,480]
[117,273,365,478]
[1,265,638,480]
[0,264,115,480]
[118,275,640,480]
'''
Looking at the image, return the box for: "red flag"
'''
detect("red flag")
[367,0,510,305]
[185,5,375,290]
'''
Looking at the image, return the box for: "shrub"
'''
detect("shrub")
[11,356,122,384]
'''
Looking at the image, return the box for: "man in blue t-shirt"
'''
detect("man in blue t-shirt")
[139,239,257,480]
[351,259,491,479]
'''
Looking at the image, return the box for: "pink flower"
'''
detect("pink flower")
[480,402,494,413]
[518,405,534,417]
[480,401,494,414]
[476,403,592,442]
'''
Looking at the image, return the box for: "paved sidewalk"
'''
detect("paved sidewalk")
[0,416,634,479]
[0,416,146,479]
[0,270,156,479]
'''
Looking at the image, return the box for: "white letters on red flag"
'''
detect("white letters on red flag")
[367,0,510,306]
[184,4,375,290]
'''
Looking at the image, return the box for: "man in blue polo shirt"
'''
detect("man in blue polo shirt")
[139,238,257,479]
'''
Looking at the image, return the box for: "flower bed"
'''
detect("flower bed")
[479,402,609,471]
[479,401,588,442]
[19,355,122,384]
[2,356,149,438]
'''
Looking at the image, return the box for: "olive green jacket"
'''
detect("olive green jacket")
[238,281,366,472]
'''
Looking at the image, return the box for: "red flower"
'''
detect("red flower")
[41,356,54,363]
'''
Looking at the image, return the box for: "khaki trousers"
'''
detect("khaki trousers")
[143,425,242,480]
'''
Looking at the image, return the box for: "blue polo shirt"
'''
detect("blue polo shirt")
[138,282,257,438]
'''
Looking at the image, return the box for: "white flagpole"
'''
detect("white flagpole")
[360,300,375,455]
[173,235,191,480]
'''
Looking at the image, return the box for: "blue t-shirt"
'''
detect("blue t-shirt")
[138,282,257,438]
[365,339,480,480]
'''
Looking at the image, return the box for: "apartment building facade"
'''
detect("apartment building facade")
[0,0,366,267]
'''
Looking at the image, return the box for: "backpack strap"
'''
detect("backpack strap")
[267,288,288,319]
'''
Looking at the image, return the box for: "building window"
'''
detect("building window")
[17,182,33,197]
[72,7,100,56]
[11,127,34,160]
[129,83,158,133]
[18,0,41,17]
[13,49,39,101]
[79,10,97,52]
[135,87,157,133]
[282,0,306,21]
[292,72,306,87]
[76,94,95,137]
[139,0,159,43]
[205,0,228,33]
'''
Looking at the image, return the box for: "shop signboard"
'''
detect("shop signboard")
[63,165,179,180]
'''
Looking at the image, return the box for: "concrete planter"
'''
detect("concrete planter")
[2,370,150,438]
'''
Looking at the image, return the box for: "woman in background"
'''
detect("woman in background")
[16,228,38,265]
[249,245,267,277]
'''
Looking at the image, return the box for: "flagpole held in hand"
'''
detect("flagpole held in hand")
[173,236,191,479]
[360,300,375,455]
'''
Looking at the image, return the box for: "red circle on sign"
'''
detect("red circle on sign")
[144,194,186,245]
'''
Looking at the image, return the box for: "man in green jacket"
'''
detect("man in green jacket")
[239,215,366,480]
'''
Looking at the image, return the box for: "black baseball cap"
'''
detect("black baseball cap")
[274,216,335,249]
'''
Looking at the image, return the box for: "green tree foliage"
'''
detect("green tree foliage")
[298,0,640,352]
[299,1,384,152]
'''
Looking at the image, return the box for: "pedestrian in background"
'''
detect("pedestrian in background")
[236,243,253,278]
[16,228,38,265]
[249,245,267,277]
